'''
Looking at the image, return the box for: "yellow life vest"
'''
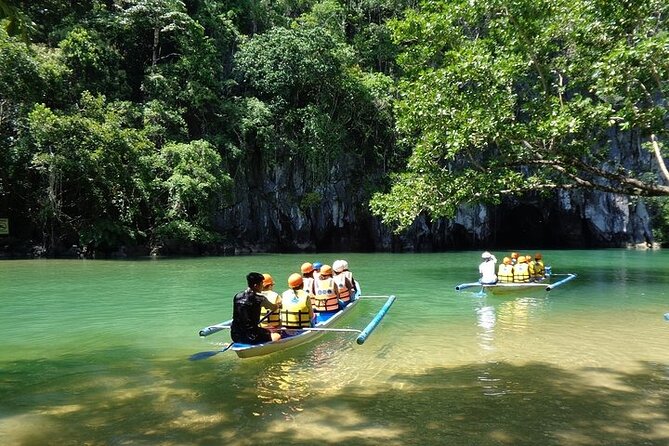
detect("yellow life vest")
[280,289,312,328]
[313,277,339,312]
[259,290,281,327]
[530,260,545,279]
[497,264,514,283]
[333,274,351,304]
[513,263,530,283]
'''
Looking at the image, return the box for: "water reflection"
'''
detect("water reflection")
[253,337,353,414]
[474,295,550,353]
[253,357,313,420]
[475,305,496,351]
[496,296,547,333]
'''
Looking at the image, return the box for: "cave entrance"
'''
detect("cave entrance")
[493,204,551,249]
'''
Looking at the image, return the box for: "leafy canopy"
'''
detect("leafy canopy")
[371,0,669,231]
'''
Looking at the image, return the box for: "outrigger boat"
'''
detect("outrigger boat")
[455,271,577,296]
[193,286,396,359]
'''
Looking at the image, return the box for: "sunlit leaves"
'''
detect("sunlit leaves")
[372,0,669,231]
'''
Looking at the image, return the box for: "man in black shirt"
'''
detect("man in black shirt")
[231,272,281,344]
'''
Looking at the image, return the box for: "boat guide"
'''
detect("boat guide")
[190,287,396,360]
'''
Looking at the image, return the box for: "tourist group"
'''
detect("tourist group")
[231,260,357,345]
[479,251,546,285]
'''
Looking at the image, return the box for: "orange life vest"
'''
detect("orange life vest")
[333,274,351,304]
[313,277,339,312]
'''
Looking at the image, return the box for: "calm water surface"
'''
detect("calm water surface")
[1,250,668,445]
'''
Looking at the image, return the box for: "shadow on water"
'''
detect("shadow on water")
[1,347,668,446]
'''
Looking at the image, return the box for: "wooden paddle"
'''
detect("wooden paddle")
[188,342,234,361]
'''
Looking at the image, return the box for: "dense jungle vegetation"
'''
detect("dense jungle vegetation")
[1,0,668,255]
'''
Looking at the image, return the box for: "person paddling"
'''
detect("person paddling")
[231,272,281,344]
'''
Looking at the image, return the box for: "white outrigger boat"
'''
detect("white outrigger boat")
[455,271,577,296]
[192,286,395,359]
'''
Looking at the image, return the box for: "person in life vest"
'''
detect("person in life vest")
[231,272,281,344]
[529,252,546,281]
[259,273,282,329]
[497,256,514,283]
[300,262,316,294]
[313,264,340,312]
[337,259,358,297]
[510,252,520,265]
[513,256,531,283]
[479,251,498,284]
[332,260,355,306]
[280,273,314,336]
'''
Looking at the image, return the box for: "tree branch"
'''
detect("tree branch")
[503,141,669,196]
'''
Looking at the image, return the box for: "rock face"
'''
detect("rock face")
[214,168,656,253]
[213,126,660,252]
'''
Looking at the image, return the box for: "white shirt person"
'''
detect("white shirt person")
[478,251,498,284]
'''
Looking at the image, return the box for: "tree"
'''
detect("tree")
[24,93,232,252]
[0,0,35,39]
[148,139,232,245]
[370,0,669,231]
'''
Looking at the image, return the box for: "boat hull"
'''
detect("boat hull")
[483,282,548,295]
[455,274,577,295]
[232,298,360,358]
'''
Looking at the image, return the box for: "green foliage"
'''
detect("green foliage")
[149,139,232,243]
[299,191,323,211]
[0,0,35,39]
[0,28,42,102]
[647,198,669,245]
[234,26,341,102]
[233,23,396,179]
[371,0,669,231]
[1,0,406,253]
[23,93,232,250]
[59,26,128,99]
[26,93,154,248]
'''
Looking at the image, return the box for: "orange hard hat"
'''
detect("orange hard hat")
[301,262,314,274]
[534,252,542,260]
[262,273,274,287]
[288,273,303,288]
[320,264,333,276]
[511,252,519,258]
[503,256,511,265]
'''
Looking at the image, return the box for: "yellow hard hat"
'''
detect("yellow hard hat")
[320,265,333,276]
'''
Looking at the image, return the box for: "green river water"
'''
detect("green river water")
[1,250,668,445]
